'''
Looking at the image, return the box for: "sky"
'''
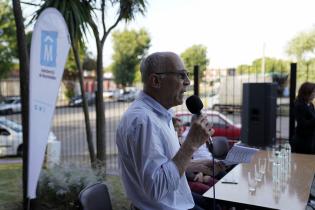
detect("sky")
[94,0,315,69]
[22,0,315,69]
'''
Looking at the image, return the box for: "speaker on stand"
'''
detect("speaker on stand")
[241,83,277,148]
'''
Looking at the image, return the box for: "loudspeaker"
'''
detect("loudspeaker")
[241,83,277,147]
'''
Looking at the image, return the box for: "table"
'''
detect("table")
[203,151,315,210]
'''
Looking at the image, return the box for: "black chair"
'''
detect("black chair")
[212,136,230,159]
[79,182,113,210]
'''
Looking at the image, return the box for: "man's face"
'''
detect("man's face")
[157,56,191,108]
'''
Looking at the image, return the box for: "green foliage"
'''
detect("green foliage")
[0,0,18,79]
[31,0,94,48]
[296,60,315,83]
[0,162,130,210]
[63,81,76,100]
[37,164,106,210]
[286,27,315,82]
[118,0,147,20]
[0,163,22,210]
[64,48,86,77]
[236,57,290,75]
[180,44,209,75]
[286,28,315,61]
[82,52,96,71]
[111,28,150,87]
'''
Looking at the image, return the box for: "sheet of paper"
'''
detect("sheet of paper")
[222,144,259,165]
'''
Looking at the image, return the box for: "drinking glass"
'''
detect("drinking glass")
[268,147,274,162]
[248,171,257,192]
[259,158,267,175]
[254,164,262,182]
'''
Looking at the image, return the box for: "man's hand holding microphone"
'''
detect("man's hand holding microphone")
[173,95,215,176]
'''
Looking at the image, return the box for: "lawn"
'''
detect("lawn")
[0,162,130,210]
[0,163,23,210]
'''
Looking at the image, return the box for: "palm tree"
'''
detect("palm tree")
[30,0,148,168]
[12,0,30,208]
[32,0,97,165]
[88,0,147,163]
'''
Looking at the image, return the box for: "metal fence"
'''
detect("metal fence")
[0,63,315,174]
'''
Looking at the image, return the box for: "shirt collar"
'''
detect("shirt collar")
[138,91,173,122]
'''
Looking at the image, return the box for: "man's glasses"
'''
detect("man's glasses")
[155,70,191,80]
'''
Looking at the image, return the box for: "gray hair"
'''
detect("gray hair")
[140,52,179,83]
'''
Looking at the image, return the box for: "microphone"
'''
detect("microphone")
[185,95,213,153]
[186,95,203,115]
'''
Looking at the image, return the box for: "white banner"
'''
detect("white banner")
[28,8,70,199]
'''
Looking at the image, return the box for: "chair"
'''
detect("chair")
[79,182,113,210]
[212,136,230,159]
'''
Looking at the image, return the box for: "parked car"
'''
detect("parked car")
[103,90,114,99]
[117,90,139,102]
[68,92,95,107]
[0,117,57,156]
[0,96,21,115]
[175,110,241,140]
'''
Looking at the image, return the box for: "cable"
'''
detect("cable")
[206,137,216,210]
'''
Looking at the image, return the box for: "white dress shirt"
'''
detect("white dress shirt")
[116,91,194,210]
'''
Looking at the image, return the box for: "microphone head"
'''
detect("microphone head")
[186,95,203,115]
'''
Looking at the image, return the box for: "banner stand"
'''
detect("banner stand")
[27,7,70,200]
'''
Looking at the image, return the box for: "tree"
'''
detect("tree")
[180,44,209,75]
[286,29,315,61]
[111,28,150,87]
[32,0,97,165]
[286,28,315,82]
[83,52,97,71]
[27,0,148,164]
[86,0,147,163]
[12,0,29,208]
[236,57,290,75]
[0,0,18,79]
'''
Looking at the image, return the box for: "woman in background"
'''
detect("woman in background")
[294,82,315,154]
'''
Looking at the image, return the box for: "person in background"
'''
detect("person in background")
[172,117,186,144]
[172,117,218,195]
[293,82,315,154]
[181,115,228,178]
[116,52,218,210]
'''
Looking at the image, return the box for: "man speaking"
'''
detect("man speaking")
[116,52,213,210]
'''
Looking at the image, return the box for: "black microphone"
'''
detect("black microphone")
[186,95,203,115]
[185,95,213,153]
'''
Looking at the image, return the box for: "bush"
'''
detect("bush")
[36,164,106,210]
[63,81,76,100]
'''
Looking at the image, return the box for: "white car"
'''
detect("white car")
[0,117,57,156]
[117,90,139,102]
[0,97,21,115]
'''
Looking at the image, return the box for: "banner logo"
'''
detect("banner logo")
[40,31,58,67]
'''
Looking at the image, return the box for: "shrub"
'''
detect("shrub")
[36,164,106,210]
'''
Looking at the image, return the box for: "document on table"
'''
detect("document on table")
[222,144,259,166]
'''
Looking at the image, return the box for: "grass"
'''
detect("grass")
[106,176,131,210]
[0,163,23,210]
[0,162,130,210]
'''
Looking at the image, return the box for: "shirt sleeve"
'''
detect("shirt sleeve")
[127,118,181,202]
